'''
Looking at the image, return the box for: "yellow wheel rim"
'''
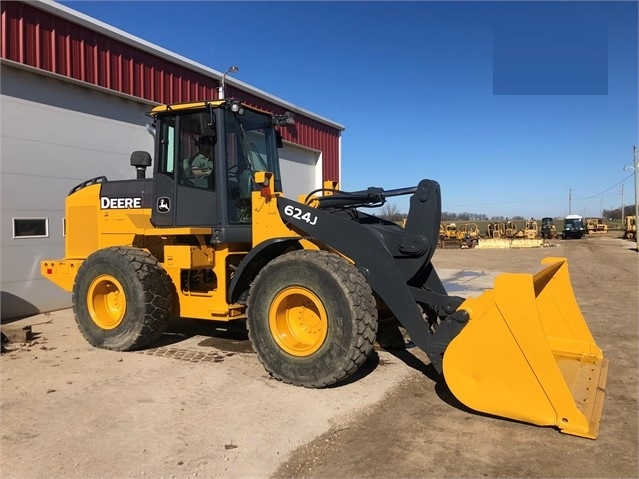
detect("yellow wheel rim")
[269,287,328,357]
[87,274,126,330]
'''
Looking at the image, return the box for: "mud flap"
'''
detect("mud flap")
[442,257,608,439]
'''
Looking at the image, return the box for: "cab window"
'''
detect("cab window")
[157,112,216,190]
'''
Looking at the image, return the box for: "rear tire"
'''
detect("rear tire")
[246,250,377,388]
[72,247,173,351]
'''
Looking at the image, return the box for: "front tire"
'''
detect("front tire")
[72,247,173,351]
[246,250,378,388]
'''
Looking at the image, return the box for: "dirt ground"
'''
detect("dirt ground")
[2,235,637,479]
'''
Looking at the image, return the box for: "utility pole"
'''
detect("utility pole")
[623,145,639,252]
[568,188,572,215]
[621,184,624,226]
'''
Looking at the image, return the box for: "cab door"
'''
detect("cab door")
[152,112,218,227]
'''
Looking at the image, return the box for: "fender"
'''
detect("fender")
[228,237,301,303]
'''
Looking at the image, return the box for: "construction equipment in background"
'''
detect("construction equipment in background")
[41,98,607,439]
[439,222,461,248]
[486,222,505,238]
[624,215,637,239]
[524,219,539,239]
[478,220,544,249]
[585,218,608,234]
[442,222,458,239]
[464,223,480,240]
[505,220,520,238]
[563,214,586,239]
[541,217,559,239]
[456,223,479,248]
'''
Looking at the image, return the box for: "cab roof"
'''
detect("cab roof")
[150,99,271,116]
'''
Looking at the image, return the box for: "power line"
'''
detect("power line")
[573,173,634,200]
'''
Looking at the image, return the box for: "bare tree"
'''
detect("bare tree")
[379,203,404,223]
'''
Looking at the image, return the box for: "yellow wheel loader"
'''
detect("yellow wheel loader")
[624,215,636,239]
[41,99,607,438]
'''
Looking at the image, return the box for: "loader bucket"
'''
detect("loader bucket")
[442,257,608,439]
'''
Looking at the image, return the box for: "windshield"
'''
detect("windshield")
[224,106,282,223]
[565,219,583,228]
[225,108,282,187]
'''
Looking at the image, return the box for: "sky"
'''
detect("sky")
[59,0,638,219]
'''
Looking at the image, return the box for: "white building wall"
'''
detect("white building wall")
[1,65,154,319]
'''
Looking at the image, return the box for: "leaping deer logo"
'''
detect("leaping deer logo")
[157,197,170,213]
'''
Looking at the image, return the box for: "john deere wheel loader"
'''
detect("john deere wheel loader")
[42,99,608,438]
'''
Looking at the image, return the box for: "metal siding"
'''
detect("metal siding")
[1,1,340,179]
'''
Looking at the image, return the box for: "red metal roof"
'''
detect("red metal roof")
[1,1,340,181]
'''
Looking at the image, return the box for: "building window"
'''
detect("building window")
[13,218,49,238]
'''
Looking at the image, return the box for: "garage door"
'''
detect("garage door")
[278,143,321,202]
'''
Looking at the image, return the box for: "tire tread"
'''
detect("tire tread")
[72,246,172,351]
[247,249,377,388]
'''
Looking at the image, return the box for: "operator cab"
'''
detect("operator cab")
[148,100,284,243]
